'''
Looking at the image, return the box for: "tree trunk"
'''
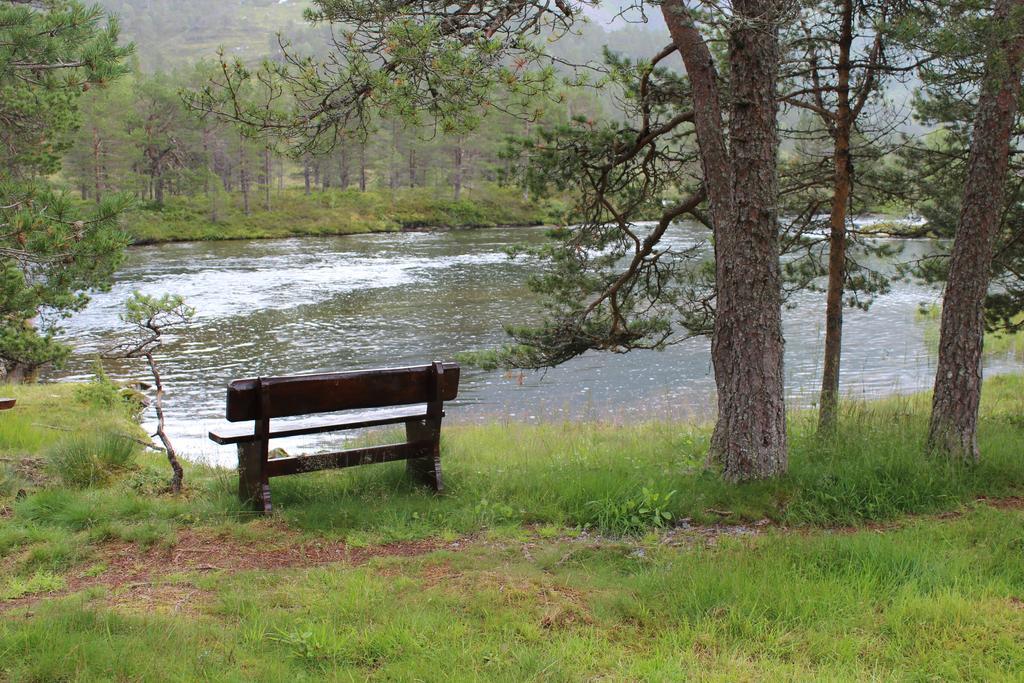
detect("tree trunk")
[154,163,165,207]
[204,128,219,223]
[210,184,220,224]
[4,362,39,383]
[359,142,367,192]
[146,352,183,493]
[928,0,1024,461]
[663,0,788,480]
[221,161,233,192]
[303,156,312,195]
[408,148,417,188]
[92,127,103,203]
[339,146,350,189]
[818,0,855,433]
[202,127,211,196]
[661,3,733,236]
[263,147,272,211]
[711,0,787,480]
[239,135,250,216]
[390,120,401,190]
[453,139,464,201]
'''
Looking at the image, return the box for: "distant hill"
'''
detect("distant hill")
[95,0,316,71]
[93,2,921,135]
[96,0,671,72]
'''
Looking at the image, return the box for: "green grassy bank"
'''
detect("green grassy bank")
[2,377,1024,679]
[917,304,1024,361]
[126,185,566,244]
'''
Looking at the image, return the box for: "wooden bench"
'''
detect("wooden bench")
[209,361,459,513]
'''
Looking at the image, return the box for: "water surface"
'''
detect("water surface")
[53,224,1019,465]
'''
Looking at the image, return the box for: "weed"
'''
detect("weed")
[585,487,676,535]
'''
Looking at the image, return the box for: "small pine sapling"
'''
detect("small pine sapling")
[107,291,194,493]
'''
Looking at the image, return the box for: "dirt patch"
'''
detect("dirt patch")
[541,602,591,630]
[94,528,454,579]
[418,560,463,589]
[0,528,462,614]
[979,496,1024,510]
[0,456,51,488]
[5,501,1023,615]
[106,582,214,616]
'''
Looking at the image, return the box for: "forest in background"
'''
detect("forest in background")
[55,0,685,243]
[59,0,924,245]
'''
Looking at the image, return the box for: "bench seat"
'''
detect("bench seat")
[208,405,443,445]
[209,362,459,512]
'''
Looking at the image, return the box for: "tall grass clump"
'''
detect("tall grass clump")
[47,432,138,488]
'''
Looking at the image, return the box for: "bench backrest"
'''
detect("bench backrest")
[224,362,460,422]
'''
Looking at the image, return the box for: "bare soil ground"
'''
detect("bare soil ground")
[2,497,1014,615]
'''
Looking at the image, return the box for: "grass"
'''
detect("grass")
[2,375,1024,679]
[917,304,1024,360]
[125,184,567,244]
[3,375,1024,541]
[2,507,1023,679]
[48,432,138,488]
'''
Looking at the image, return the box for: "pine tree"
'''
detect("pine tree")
[0,0,133,378]
[924,0,1024,460]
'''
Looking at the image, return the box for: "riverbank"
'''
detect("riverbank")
[917,304,1024,360]
[125,185,567,244]
[3,377,1024,678]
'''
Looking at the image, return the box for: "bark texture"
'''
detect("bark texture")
[92,127,104,203]
[452,140,464,201]
[818,0,855,432]
[146,352,183,493]
[928,0,1024,461]
[263,147,272,211]
[239,134,250,216]
[663,0,788,480]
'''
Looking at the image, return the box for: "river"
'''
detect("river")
[51,223,1021,465]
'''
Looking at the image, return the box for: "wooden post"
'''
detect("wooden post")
[237,441,266,510]
[254,377,273,513]
[405,361,444,491]
[406,419,443,491]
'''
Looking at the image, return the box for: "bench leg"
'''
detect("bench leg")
[405,419,443,492]
[237,442,271,512]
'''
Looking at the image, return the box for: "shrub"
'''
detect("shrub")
[48,432,138,488]
[74,359,122,409]
[74,359,145,418]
